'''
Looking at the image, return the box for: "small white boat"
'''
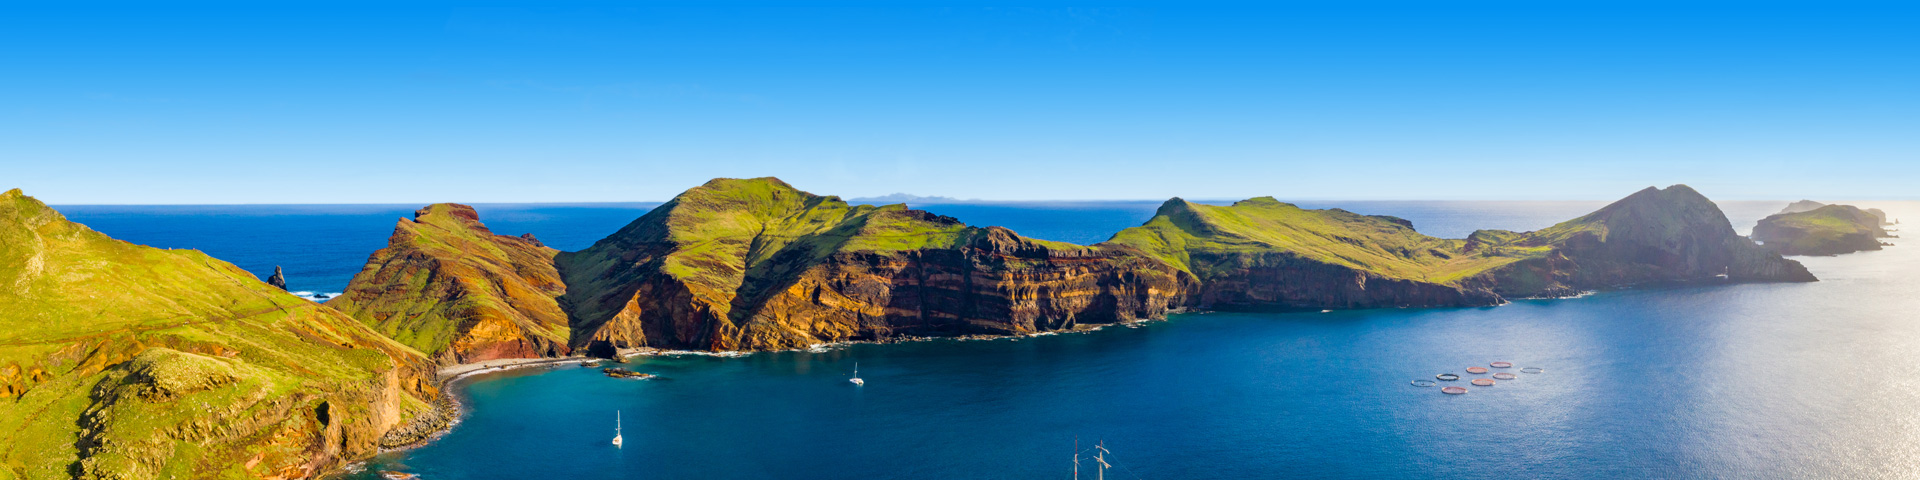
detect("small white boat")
[850,363,864,386]
[612,411,623,447]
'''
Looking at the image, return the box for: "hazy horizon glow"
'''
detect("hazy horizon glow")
[4,1,1916,204]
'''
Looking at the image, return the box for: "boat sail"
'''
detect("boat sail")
[612,411,623,447]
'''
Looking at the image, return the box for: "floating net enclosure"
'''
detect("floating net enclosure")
[1520,367,1545,374]
[1490,361,1513,368]
[1411,380,1437,387]
[1441,386,1468,394]
[1465,366,1489,374]
[1436,373,1460,381]
[1492,372,1517,380]
[1470,378,1495,386]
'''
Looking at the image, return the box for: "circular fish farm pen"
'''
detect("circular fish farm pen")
[1492,372,1517,380]
[1441,386,1468,395]
[1412,380,1437,387]
[1520,367,1545,374]
[1436,373,1461,381]
[1465,367,1489,374]
[1470,378,1495,386]
[1490,361,1513,368]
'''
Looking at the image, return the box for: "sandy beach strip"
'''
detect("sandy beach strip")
[437,356,587,381]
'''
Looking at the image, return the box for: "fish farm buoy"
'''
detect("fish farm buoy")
[1492,372,1517,380]
[1441,386,1468,395]
[1412,380,1436,387]
[1520,367,1544,374]
[1436,373,1460,381]
[1490,361,1513,368]
[1465,367,1489,374]
[1470,378,1495,386]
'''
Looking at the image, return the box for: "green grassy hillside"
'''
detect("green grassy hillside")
[1751,204,1888,256]
[1105,197,1546,286]
[558,177,1176,351]
[0,189,435,480]
[330,204,571,364]
[564,178,989,330]
[1105,185,1813,305]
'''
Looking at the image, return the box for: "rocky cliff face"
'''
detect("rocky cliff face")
[1751,204,1889,256]
[1476,185,1817,295]
[557,178,1190,353]
[335,181,1815,358]
[330,203,571,364]
[0,189,438,480]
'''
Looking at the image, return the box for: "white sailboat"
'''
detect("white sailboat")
[612,411,623,447]
[849,363,864,386]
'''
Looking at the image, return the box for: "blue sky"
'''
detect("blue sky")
[4,1,1915,204]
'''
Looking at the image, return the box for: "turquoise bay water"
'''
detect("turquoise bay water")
[56,199,1918,478]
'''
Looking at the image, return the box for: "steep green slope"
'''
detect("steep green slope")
[0,189,437,480]
[1110,197,1545,283]
[1751,204,1889,256]
[330,204,571,364]
[558,178,1188,352]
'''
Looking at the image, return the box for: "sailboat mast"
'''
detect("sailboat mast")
[1095,441,1110,480]
[1072,437,1080,480]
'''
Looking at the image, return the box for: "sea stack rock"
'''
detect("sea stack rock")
[267,265,287,290]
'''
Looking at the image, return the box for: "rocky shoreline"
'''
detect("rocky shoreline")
[376,357,587,450]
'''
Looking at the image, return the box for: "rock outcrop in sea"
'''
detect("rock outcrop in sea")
[1752,203,1891,256]
[330,203,572,364]
[267,265,287,290]
[0,188,439,480]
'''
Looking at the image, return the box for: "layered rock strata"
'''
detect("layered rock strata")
[556,178,1190,353]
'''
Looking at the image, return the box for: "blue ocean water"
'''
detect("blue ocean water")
[55,203,655,298]
[51,198,1918,478]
